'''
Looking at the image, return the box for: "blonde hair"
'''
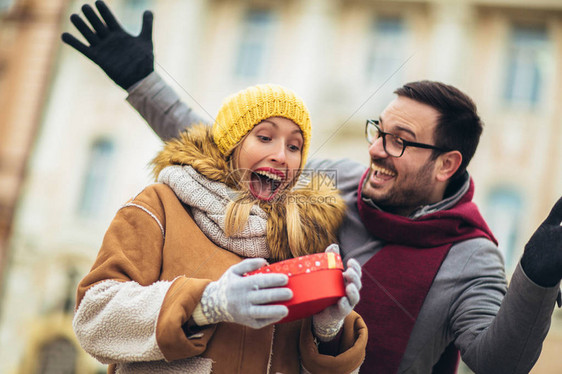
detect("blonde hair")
[224,195,254,237]
[224,144,255,237]
[285,200,307,258]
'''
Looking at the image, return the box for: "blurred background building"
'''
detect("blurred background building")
[0,0,561,372]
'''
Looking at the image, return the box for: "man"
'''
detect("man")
[62,2,562,373]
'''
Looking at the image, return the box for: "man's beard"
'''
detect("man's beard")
[368,159,436,216]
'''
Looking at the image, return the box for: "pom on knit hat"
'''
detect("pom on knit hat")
[212,84,311,167]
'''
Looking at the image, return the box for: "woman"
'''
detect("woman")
[73,84,367,373]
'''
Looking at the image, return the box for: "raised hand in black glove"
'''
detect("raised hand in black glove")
[61,0,154,90]
[521,196,562,287]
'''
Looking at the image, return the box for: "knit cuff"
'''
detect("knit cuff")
[313,319,344,342]
[192,303,210,326]
[126,71,158,94]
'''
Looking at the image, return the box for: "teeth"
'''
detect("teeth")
[255,170,282,181]
[371,164,396,177]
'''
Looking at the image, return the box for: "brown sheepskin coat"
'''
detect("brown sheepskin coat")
[72,125,367,374]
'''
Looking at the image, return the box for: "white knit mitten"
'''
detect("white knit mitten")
[312,244,362,341]
[193,258,292,329]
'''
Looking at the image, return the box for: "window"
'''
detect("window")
[234,9,275,79]
[365,17,408,113]
[121,0,153,33]
[63,267,79,313]
[77,138,115,218]
[366,17,407,85]
[504,24,550,109]
[485,188,523,271]
[0,0,14,12]
[37,338,77,374]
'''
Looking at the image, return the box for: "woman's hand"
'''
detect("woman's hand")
[197,258,293,329]
[312,244,362,341]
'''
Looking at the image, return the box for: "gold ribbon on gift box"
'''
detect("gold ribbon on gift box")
[327,252,336,269]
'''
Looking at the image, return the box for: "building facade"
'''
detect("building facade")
[0,0,561,372]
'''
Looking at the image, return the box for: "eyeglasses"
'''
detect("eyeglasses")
[365,119,449,158]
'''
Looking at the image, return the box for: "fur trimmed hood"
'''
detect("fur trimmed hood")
[152,124,347,261]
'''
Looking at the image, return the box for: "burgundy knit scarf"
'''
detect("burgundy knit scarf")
[354,169,497,373]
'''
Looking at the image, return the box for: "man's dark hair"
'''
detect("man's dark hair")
[394,81,483,183]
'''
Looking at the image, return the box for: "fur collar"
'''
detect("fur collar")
[152,124,347,261]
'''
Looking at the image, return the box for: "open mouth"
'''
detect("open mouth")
[370,163,396,183]
[249,168,285,201]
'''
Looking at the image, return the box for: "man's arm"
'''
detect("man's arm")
[126,72,208,140]
[455,198,562,373]
[457,261,559,374]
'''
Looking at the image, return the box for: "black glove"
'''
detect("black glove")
[521,196,562,287]
[61,0,154,90]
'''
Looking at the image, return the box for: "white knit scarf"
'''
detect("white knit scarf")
[158,165,270,258]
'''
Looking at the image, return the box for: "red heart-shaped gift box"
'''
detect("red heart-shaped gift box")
[245,252,346,323]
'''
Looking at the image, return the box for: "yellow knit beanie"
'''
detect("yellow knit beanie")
[212,84,311,167]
